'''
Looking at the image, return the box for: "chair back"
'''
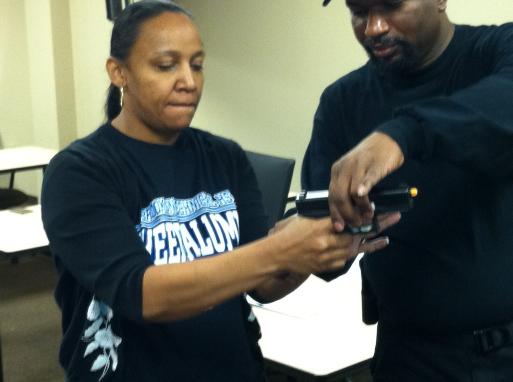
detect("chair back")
[245,150,295,228]
[0,188,31,210]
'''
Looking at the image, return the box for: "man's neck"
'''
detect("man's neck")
[420,18,455,70]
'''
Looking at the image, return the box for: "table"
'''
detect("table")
[0,146,57,188]
[0,146,55,381]
[0,204,49,381]
[250,254,376,380]
[0,205,49,256]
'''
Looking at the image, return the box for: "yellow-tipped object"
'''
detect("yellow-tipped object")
[409,187,418,198]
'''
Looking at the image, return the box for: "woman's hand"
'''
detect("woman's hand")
[268,211,400,275]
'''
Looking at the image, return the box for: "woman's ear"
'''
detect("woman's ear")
[106,57,126,87]
[437,0,447,12]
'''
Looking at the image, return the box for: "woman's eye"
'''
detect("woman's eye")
[191,63,204,72]
[157,63,176,71]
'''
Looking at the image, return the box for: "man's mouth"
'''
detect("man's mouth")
[371,44,399,59]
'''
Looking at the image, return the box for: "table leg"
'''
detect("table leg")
[0,327,4,382]
[8,171,15,189]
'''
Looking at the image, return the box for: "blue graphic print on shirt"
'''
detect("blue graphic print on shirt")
[136,190,240,264]
[82,298,122,381]
[82,190,240,381]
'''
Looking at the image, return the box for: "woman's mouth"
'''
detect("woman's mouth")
[167,103,196,110]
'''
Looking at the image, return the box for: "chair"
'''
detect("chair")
[0,188,34,210]
[0,327,3,382]
[245,150,295,228]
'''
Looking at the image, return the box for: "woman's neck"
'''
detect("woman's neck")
[111,110,182,146]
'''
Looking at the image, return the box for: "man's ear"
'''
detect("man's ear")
[437,0,447,12]
[106,57,126,87]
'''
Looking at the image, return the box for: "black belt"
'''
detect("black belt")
[473,322,513,354]
[379,320,513,355]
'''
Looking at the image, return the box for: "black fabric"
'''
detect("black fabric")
[302,23,513,379]
[372,323,513,382]
[473,322,513,354]
[41,123,268,382]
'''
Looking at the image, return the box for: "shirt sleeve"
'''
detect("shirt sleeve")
[301,86,349,190]
[41,149,153,322]
[300,91,356,280]
[378,23,513,179]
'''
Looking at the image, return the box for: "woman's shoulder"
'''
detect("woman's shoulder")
[186,127,244,156]
[45,124,120,179]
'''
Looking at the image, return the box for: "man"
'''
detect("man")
[302,0,513,380]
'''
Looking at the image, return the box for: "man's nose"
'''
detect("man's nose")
[365,11,389,38]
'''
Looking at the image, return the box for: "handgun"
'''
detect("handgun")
[295,186,418,233]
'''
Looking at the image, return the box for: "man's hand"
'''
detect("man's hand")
[329,132,405,231]
[357,212,401,253]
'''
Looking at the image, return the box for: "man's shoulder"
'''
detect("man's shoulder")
[459,22,513,32]
[456,22,513,42]
[453,23,513,62]
[321,64,374,102]
[328,64,371,88]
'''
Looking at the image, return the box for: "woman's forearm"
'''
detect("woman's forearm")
[142,235,281,321]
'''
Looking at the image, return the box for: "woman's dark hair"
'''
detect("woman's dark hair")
[105,0,192,120]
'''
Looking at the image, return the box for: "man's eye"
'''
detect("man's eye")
[350,8,367,17]
[384,2,402,10]
[383,0,403,11]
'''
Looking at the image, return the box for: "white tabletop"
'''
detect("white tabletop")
[250,254,375,377]
[0,146,57,173]
[0,205,49,254]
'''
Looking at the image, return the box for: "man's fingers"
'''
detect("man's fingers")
[328,172,349,232]
[329,158,368,229]
[328,202,345,232]
[375,212,402,233]
[359,236,390,254]
[328,131,406,230]
[353,194,374,225]
[358,168,382,197]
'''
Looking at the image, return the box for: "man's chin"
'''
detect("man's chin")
[371,55,419,76]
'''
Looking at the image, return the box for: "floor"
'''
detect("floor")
[0,255,63,382]
[0,254,372,382]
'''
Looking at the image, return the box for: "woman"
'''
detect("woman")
[41,1,398,381]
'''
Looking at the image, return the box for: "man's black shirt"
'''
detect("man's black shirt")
[302,24,513,332]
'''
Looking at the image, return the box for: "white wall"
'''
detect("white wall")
[178,0,362,190]
[25,0,60,150]
[68,0,112,138]
[0,0,110,195]
[1,0,512,193]
[178,0,513,191]
[449,0,512,24]
[0,0,33,148]
[0,0,35,190]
